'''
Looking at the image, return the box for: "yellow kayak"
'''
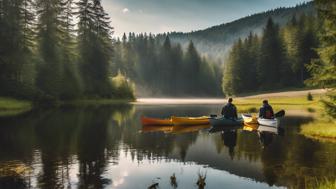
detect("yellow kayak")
[243,123,259,131]
[171,116,210,126]
[242,114,258,125]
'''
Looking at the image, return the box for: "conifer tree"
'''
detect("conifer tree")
[59,0,82,99]
[35,0,64,98]
[0,0,36,97]
[257,18,286,89]
[307,0,336,118]
[184,41,201,93]
[77,0,114,97]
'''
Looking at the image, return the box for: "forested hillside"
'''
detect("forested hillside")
[167,2,315,61]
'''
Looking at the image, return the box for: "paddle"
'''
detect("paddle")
[275,110,285,118]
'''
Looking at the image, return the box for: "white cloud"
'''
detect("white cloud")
[122,8,129,13]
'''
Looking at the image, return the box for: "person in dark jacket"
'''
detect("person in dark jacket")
[221,98,238,119]
[259,100,274,119]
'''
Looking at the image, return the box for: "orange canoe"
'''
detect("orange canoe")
[141,117,173,126]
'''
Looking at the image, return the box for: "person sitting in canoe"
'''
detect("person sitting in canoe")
[259,100,274,119]
[221,98,238,120]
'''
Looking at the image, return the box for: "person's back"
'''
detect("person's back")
[221,98,238,119]
[259,100,274,119]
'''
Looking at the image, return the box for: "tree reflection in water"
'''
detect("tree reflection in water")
[0,106,335,189]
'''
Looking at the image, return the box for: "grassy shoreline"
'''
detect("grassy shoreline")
[0,97,135,117]
[300,121,336,142]
[0,97,33,117]
[316,179,336,189]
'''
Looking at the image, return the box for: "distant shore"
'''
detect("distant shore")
[1,88,335,143]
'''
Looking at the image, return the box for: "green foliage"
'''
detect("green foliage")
[111,72,135,99]
[223,33,259,95]
[0,0,133,102]
[316,179,336,189]
[167,2,315,60]
[0,97,32,116]
[0,0,36,99]
[224,15,319,96]
[113,34,222,96]
[306,0,336,118]
[307,92,313,101]
[301,121,336,141]
[77,0,114,98]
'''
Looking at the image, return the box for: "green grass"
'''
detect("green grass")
[0,97,32,116]
[234,95,322,113]
[236,86,319,97]
[315,179,336,189]
[300,121,336,142]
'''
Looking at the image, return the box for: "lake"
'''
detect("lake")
[0,102,335,189]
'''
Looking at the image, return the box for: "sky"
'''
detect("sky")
[102,0,309,38]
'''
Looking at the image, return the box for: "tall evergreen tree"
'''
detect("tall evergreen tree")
[59,0,82,99]
[159,36,173,93]
[222,39,244,95]
[257,18,286,89]
[77,0,114,97]
[307,0,336,118]
[184,41,201,93]
[0,0,36,97]
[35,0,64,98]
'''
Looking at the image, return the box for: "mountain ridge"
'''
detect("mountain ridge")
[165,1,315,61]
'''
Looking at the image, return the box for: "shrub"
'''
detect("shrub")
[111,72,135,99]
[307,92,313,101]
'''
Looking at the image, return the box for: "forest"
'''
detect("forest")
[0,0,134,102]
[113,34,223,96]
[223,15,320,95]
[0,0,335,116]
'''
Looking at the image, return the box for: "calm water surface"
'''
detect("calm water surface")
[0,103,335,189]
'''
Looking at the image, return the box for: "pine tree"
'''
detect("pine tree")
[257,18,286,89]
[35,0,64,98]
[0,0,36,98]
[307,0,336,118]
[184,41,201,93]
[159,36,173,93]
[77,0,114,97]
[223,39,244,95]
[57,0,83,99]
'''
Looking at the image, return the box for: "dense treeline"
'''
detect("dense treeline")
[0,0,134,101]
[223,15,320,95]
[113,34,223,96]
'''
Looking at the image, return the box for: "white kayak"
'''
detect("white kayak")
[257,118,279,127]
[257,125,278,134]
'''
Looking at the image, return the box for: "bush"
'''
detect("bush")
[111,72,135,99]
[307,107,316,113]
[307,92,313,101]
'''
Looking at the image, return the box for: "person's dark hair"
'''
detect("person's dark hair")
[228,98,233,103]
[263,100,268,104]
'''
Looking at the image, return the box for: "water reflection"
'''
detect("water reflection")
[0,104,335,189]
